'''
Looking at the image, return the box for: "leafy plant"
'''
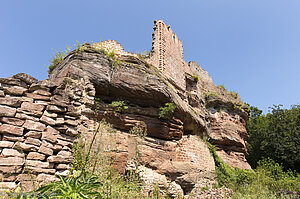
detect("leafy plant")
[35,171,102,199]
[158,102,176,119]
[47,47,70,74]
[192,74,199,83]
[110,100,128,113]
[75,40,85,52]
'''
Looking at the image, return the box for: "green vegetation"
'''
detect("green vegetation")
[192,74,199,83]
[158,102,176,119]
[47,41,87,75]
[205,140,300,199]
[11,121,145,199]
[47,47,71,74]
[246,105,300,172]
[110,100,128,113]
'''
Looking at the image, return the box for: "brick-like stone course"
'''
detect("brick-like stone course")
[0,74,96,191]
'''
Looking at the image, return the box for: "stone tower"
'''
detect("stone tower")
[148,20,191,89]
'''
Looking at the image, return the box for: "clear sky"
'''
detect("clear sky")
[1,0,299,113]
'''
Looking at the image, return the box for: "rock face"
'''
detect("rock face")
[0,20,251,196]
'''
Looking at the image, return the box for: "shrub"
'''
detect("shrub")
[158,102,176,119]
[110,100,128,113]
[192,74,199,83]
[47,47,70,74]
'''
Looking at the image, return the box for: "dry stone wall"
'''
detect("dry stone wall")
[0,73,96,191]
[93,40,137,58]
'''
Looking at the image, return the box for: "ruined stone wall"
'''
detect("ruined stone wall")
[148,20,191,89]
[93,40,137,58]
[0,73,96,191]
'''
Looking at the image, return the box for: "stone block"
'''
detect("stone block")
[0,77,27,87]
[0,141,14,148]
[24,137,42,146]
[0,157,24,166]
[14,142,39,152]
[47,155,73,163]
[17,174,35,181]
[0,124,24,136]
[15,113,39,121]
[0,97,22,107]
[47,105,66,113]
[40,115,56,126]
[2,134,24,142]
[12,73,38,85]
[0,166,22,173]
[0,182,17,189]
[19,102,45,116]
[38,145,53,156]
[25,167,56,174]
[25,160,53,168]
[19,181,35,192]
[56,163,71,170]
[57,150,72,158]
[23,120,46,131]
[36,174,58,182]
[65,119,78,126]
[33,89,51,96]
[4,86,27,96]
[0,90,4,97]
[0,117,25,126]
[1,148,24,157]
[24,131,42,139]
[0,105,16,117]
[41,126,59,143]
[25,92,51,101]
[27,152,45,161]
[43,110,57,118]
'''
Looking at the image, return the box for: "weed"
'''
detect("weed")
[193,74,200,83]
[110,100,128,113]
[158,102,176,119]
[47,47,70,74]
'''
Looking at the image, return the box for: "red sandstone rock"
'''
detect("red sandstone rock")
[0,124,24,136]
[4,86,27,96]
[0,105,16,117]
[23,120,46,132]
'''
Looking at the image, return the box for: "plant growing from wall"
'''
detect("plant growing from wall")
[110,100,128,113]
[47,47,71,74]
[193,74,200,83]
[158,102,176,119]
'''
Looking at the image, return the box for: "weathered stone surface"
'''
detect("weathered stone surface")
[3,134,24,142]
[24,131,42,139]
[27,152,46,160]
[15,113,39,121]
[0,90,4,96]
[12,73,38,85]
[33,89,51,96]
[23,120,46,131]
[20,102,45,116]
[0,157,24,166]
[0,77,27,87]
[1,148,24,157]
[47,105,66,113]
[17,174,35,181]
[25,137,42,146]
[4,86,27,96]
[0,182,17,189]
[40,115,56,126]
[56,163,71,170]
[36,174,58,182]
[14,142,39,152]
[38,144,53,156]
[0,117,25,126]
[0,166,22,173]
[25,92,51,101]
[26,160,52,168]
[0,124,24,136]
[25,167,56,174]
[47,155,73,163]
[0,141,14,148]
[41,126,59,143]
[0,105,16,117]
[0,97,22,107]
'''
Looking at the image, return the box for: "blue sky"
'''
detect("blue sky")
[1,0,299,113]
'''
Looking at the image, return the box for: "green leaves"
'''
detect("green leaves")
[110,101,128,113]
[246,105,300,172]
[158,102,176,119]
